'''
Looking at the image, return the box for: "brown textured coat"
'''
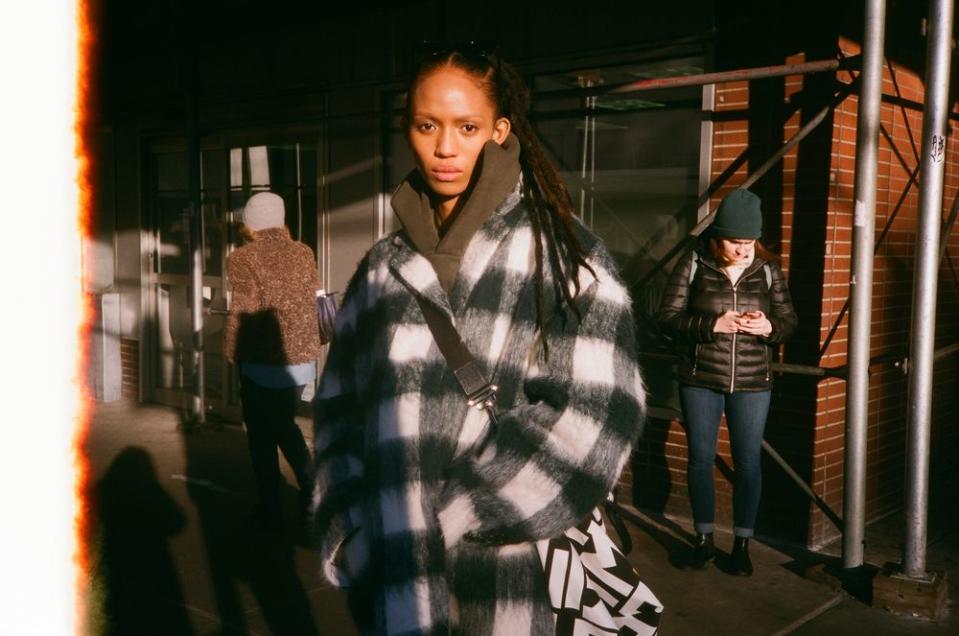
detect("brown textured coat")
[224,227,322,365]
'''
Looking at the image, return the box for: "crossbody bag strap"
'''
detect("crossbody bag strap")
[414,296,500,432]
[415,296,635,554]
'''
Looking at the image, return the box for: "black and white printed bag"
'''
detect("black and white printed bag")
[538,505,663,635]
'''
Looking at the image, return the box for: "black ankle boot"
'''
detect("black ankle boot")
[730,536,753,576]
[690,532,715,569]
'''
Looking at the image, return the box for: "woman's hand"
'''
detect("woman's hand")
[713,310,742,333]
[737,310,773,337]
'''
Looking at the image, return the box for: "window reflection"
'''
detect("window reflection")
[202,200,222,276]
[151,150,190,276]
[249,145,270,187]
[532,57,704,283]
[224,143,318,252]
[230,148,243,188]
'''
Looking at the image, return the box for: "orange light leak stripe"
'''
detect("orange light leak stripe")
[76,0,95,633]
[0,2,84,633]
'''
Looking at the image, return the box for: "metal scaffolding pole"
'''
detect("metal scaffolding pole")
[606,59,852,94]
[842,0,887,570]
[903,0,954,578]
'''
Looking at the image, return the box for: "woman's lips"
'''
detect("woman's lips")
[431,167,462,182]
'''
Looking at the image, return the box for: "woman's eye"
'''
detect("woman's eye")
[417,122,435,132]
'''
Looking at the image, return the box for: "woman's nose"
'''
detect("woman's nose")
[435,130,455,157]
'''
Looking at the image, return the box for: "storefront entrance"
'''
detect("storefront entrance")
[141,54,708,420]
[145,135,323,419]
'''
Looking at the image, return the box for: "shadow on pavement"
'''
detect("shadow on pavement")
[92,446,194,636]
[179,416,320,636]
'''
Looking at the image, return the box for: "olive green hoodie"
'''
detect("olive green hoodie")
[390,133,522,294]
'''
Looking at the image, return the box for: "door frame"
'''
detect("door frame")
[141,128,326,421]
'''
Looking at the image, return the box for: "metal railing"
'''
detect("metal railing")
[630,81,858,294]
[638,341,959,534]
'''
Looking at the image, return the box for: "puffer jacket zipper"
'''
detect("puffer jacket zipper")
[730,285,738,393]
[688,260,773,393]
[729,263,763,392]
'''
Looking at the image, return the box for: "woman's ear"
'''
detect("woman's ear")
[492,117,511,144]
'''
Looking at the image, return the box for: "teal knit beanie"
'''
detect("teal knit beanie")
[710,189,763,239]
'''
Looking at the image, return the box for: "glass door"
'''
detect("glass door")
[146,136,319,419]
[148,144,202,413]
[530,57,706,412]
[530,57,705,281]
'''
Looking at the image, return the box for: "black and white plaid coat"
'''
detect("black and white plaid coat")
[312,188,646,635]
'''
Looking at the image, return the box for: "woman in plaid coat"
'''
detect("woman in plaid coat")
[311,47,646,635]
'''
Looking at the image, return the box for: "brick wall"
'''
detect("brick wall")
[120,337,139,400]
[628,39,959,550]
[807,38,959,547]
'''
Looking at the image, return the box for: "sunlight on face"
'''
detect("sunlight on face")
[720,238,756,264]
[407,66,510,218]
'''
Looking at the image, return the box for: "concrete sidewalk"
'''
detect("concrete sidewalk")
[86,401,957,635]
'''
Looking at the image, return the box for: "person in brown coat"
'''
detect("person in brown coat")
[224,191,322,530]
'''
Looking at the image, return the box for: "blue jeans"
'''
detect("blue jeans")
[679,385,771,538]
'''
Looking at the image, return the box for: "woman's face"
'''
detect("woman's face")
[407,66,511,217]
[720,238,756,263]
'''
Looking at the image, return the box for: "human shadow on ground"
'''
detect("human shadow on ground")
[616,502,701,571]
[179,416,320,636]
[92,446,193,635]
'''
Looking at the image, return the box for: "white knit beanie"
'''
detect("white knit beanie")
[242,192,285,231]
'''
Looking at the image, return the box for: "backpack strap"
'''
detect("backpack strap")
[690,251,771,288]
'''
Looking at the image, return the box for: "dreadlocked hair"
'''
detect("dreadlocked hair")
[407,48,596,358]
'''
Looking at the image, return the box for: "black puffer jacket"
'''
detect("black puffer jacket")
[657,249,798,392]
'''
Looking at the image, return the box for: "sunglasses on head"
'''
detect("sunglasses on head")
[415,40,501,67]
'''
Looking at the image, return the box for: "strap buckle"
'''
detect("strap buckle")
[453,360,498,411]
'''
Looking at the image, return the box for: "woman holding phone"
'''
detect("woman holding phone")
[657,188,797,576]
